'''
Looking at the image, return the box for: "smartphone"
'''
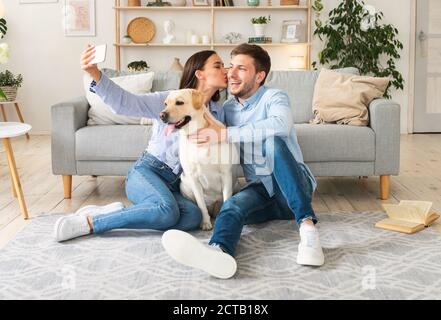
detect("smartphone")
[90,44,106,64]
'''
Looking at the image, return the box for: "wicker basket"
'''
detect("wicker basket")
[0,86,17,102]
[280,0,300,5]
[127,17,156,43]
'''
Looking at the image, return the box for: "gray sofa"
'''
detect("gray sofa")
[51,68,400,200]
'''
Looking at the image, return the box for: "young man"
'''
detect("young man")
[161,44,325,279]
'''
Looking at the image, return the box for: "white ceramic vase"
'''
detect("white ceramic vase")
[253,24,266,37]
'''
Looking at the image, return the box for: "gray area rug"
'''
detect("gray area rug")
[1,211,440,300]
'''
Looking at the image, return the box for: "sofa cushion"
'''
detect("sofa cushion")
[295,123,375,162]
[101,68,182,92]
[266,68,360,124]
[311,69,390,126]
[85,72,155,126]
[76,125,152,161]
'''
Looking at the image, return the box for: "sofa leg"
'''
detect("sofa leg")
[63,175,72,199]
[380,175,390,200]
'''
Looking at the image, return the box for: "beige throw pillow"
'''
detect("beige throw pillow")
[84,72,155,126]
[311,69,390,126]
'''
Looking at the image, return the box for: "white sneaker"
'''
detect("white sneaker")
[162,230,237,279]
[75,202,124,217]
[296,223,325,266]
[54,215,91,242]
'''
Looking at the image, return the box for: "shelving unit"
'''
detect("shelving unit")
[113,0,312,71]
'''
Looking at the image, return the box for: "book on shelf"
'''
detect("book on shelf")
[375,200,440,234]
[218,0,234,6]
[248,36,273,44]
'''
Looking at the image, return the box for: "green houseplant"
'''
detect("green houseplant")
[251,15,271,37]
[127,60,150,72]
[251,15,271,25]
[0,17,8,100]
[0,18,6,38]
[312,0,404,98]
[0,70,23,101]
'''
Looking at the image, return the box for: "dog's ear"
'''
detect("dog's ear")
[191,89,205,110]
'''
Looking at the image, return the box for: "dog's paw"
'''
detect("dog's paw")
[200,220,213,231]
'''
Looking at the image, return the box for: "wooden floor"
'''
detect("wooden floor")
[1,134,440,248]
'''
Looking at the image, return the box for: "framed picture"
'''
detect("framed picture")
[281,19,303,43]
[64,0,95,37]
[192,0,209,6]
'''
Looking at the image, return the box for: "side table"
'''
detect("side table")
[0,101,30,140]
[0,122,32,219]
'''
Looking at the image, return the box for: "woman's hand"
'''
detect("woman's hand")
[80,45,102,82]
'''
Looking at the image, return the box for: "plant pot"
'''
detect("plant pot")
[0,86,17,102]
[253,24,266,37]
[169,0,186,6]
[122,36,132,44]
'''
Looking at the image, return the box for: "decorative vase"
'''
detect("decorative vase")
[247,0,259,6]
[169,57,184,72]
[253,24,266,37]
[169,0,186,6]
[0,86,17,102]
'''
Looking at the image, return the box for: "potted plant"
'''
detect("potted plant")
[122,35,132,44]
[312,0,404,98]
[251,15,271,37]
[127,60,150,72]
[0,70,23,102]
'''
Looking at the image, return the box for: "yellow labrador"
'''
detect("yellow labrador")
[160,89,239,230]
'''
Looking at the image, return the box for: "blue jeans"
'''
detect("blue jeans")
[92,152,202,233]
[209,137,317,256]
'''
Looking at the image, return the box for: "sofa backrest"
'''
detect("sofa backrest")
[151,71,182,92]
[266,67,359,123]
[102,67,360,124]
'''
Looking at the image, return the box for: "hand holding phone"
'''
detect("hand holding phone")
[90,44,107,64]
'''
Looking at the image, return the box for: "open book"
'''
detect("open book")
[375,200,440,234]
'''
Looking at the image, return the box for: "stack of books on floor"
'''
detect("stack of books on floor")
[248,36,273,44]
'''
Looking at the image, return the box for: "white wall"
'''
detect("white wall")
[3,0,411,133]
[3,0,114,134]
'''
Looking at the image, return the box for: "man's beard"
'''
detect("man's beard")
[230,76,257,99]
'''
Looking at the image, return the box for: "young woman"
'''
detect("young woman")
[54,46,228,242]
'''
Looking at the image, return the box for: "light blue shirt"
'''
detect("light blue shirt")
[224,85,317,196]
[91,74,225,175]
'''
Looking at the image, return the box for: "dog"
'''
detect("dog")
[160,89,239,230]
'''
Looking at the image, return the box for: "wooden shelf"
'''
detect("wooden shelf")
[213,5,309,10]
[114,43,212,47]
[113,0,312,71]
[213,42,310,47]
[114,42,310,47]
[114,5,308,11]
[114,6,211,11]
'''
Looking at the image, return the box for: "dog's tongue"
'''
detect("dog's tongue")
[164,124,176,137]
